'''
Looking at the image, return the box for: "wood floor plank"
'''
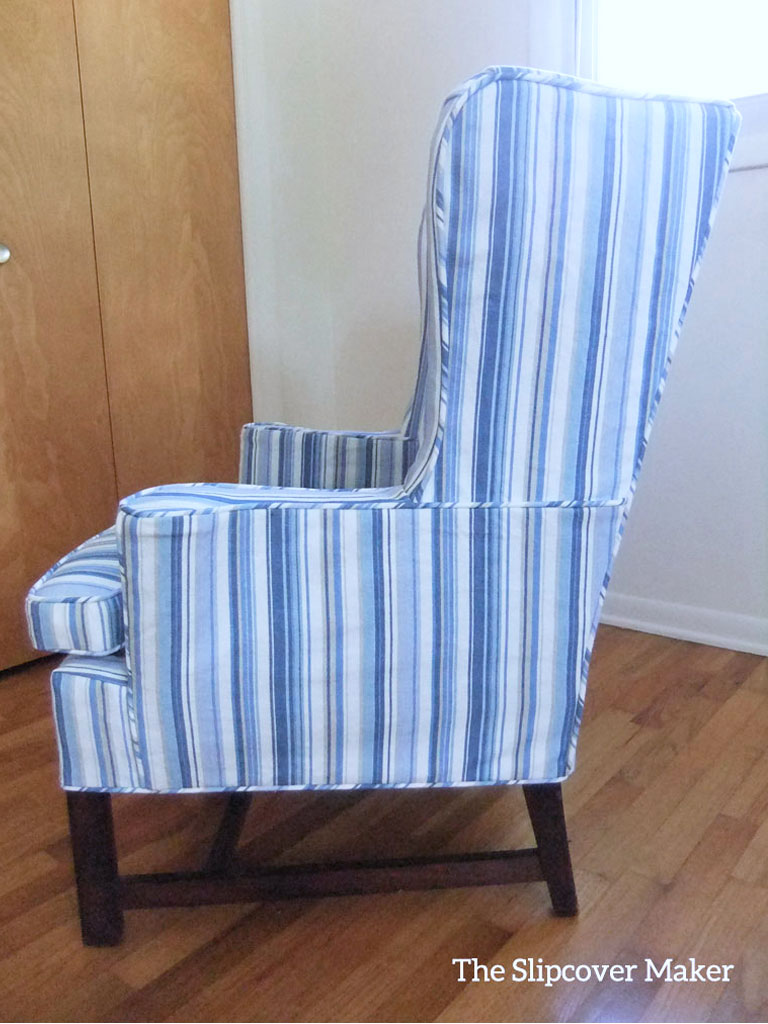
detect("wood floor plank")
[578,682,767,880]
[640,878,768,1023]
[112,905,258,990]
[728,749,768,825]
[438,870,664,1023]
[0,627,766,1023]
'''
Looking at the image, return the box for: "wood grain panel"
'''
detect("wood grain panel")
[74,0,251,496]
[0,2,117,670]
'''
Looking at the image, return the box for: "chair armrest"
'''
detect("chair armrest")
[25,527,124,655]
[116,497,627,790]
[239,422,416,490]
[120,484,628,519]
[119,481,408,517]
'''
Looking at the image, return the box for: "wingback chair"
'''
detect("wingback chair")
[27,67,739,945]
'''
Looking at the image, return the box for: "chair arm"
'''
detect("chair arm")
[120,484,627,519]
[239,422,416,490]
[119,481,407,517]
[116,498,627,791]
[25,527,124,656]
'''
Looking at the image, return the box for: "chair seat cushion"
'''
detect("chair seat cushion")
[26,527,124,655]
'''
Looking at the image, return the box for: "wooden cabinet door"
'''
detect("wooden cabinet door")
[74,0,252,496]
[0,2,118,670]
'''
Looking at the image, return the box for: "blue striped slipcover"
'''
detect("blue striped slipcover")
[26,528,123,656]
[30,67,739,792]
[240,423,416,489]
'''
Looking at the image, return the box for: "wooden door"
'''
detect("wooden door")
[74,0,252,496]
[0,2,118,670]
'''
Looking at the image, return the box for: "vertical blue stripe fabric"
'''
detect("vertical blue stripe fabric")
[240,423,416,490]
[51,656,139,790]
[116,500,624,791]
[404,68,739,507]
[32,67,739,792]
[26,528,124,655]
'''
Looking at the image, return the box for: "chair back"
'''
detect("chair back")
[404,68,739,506]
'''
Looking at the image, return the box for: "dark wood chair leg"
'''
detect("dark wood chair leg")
[66,792,124,946]
[64,786,576,943]
[523,782,578,916]
[205,792,253,872]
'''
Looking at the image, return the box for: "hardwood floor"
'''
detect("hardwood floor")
[0,627,766,1023]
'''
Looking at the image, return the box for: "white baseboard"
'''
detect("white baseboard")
[601,592,768,656]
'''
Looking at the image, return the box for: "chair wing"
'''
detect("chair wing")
[404,68,741,508]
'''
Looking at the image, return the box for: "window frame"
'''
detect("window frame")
[578,0,768,171]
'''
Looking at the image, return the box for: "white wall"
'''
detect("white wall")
[230,0,530,430]
[230,2,768,655]
[602,146,768,655]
